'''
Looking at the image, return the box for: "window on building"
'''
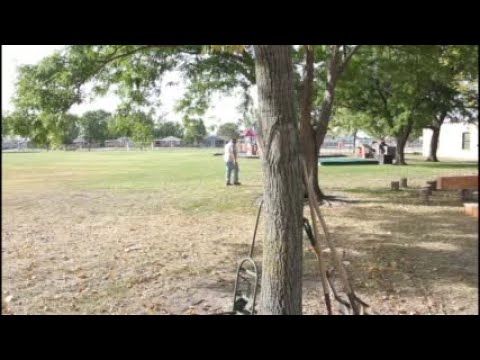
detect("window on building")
[462,132,471,150]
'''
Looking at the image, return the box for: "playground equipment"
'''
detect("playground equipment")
[242,129,258,156]
[320,157,379,166]
[356,142,396,165]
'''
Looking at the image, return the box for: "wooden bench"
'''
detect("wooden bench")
[437,176,478,201]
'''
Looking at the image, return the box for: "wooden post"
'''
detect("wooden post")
[391,181,400,191]
[426,181,437,191]
[302,162,332,315]
[400,178,408,188]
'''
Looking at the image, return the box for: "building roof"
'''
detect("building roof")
[73,136,87,143]
[160,136,182,142]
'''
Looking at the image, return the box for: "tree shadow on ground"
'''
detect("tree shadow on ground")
[324,206,478,301]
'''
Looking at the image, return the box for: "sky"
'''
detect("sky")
[1,45,247,128]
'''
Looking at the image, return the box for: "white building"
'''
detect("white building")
[423,123,478,161]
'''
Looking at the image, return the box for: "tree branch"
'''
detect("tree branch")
[337,45,363,76]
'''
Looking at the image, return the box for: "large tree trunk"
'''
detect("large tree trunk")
[306,143,325,200]
[315,46,343,151]
[352,129,358,154]
[311,47,342,200]
[254,45,304,315]
[300,46,324,201]
[312,83,335,200]
[395,135,407,165]
[426,115,446,162]
[395,117,414,166]
[426,126,440,162]
[304,46,361,202]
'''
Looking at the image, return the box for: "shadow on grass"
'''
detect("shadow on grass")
[411,161,478,170]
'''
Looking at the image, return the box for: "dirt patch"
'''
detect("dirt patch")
[2,189,478,315]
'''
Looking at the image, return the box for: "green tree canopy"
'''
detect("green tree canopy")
[78,110,110,148]
[182,117,206,145]
[217,122,240,139]
[154,121,184,139]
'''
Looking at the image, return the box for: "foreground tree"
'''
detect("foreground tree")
[254,45,304,315]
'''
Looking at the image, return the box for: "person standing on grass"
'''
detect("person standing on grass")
[224,137,241,186]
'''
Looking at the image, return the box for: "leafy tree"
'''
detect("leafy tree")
[10,52,83,148]
[2,112,11,137]
[337,46,443,165]
[5,110,79,149]
[217,122,240,139]
[109,114,133,139]
[421,46,478,161]
[296,45,363,199]
[132,122,154,149]
[182,117,206,145]
[330,108,371,152]
[53,113,80,147]
[78,110,110,150]
[154,121,184,139]
[335,45,478,165]
[208,124,218,135]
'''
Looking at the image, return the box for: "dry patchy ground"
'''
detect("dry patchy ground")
[2,151,478,314]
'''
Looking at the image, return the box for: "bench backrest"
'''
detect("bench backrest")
[437,176,479,190]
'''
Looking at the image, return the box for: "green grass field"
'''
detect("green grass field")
[2,150,478,315]
[3,150,477,192]
[2,150,264,213]
[2,150,477,210]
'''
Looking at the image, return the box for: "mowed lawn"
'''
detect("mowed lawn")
[2,150,478,315]
[2,150,264,213]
